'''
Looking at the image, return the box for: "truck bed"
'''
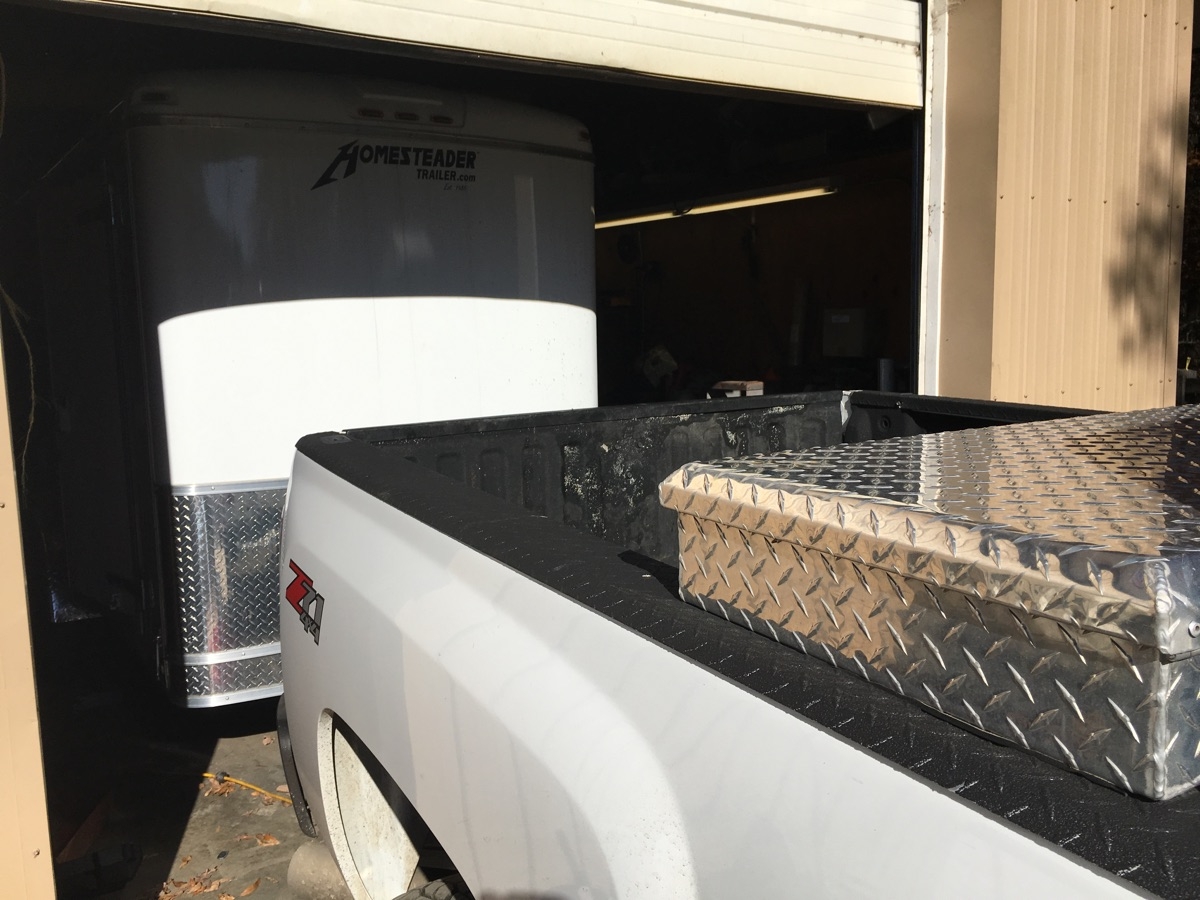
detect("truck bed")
[295,391,1200,898]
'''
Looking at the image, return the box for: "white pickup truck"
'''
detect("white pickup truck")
[276,391,1199,900]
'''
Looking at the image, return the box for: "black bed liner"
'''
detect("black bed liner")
[298,391,1189,899]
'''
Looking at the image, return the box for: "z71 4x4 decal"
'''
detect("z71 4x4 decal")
[285,560,324,645]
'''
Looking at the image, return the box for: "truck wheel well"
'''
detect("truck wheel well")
[276,696,318,838]
[318,712,462,900]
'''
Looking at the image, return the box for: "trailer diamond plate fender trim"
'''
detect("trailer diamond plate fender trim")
[167,483,286,705]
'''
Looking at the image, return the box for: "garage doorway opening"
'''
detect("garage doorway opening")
[0,3,920,889]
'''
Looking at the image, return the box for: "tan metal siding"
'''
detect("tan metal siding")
[990,0,1191,411]
[0,326,54,895]
[926,0,1003,399]
[84,0,925,106]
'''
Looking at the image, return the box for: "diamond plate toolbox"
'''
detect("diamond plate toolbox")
[659,406,1200,799]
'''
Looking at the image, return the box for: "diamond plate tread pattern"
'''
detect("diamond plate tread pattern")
[180,653,283,699]
[661,405,1200,659]
[661,407,1200,800]
[169,488,285,688]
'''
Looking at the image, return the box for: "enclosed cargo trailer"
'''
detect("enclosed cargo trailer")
[15,70,596,706]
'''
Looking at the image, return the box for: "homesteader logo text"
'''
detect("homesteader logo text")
[312,139,478,189]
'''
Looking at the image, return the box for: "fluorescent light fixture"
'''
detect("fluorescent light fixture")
[595,181,836,229]
[594,209,679,229]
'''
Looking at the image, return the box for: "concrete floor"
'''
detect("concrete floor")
[103,724,313,900]
[52,699,352,900]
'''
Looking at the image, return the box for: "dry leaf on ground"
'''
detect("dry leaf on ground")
[274,785,289,794]
[157,870,228,899]
[240,878,261,896]
[202,777,236,797]
[235,832,279,846]
[219,894,236,900]
[178,856,192,869]
[261,735,275,746]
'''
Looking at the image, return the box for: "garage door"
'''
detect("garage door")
[83,0,924,107]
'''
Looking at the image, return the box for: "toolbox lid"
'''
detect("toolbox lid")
[659,405,1200,660]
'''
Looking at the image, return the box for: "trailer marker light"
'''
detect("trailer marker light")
[356,107,385,119]
[430,114,455,125]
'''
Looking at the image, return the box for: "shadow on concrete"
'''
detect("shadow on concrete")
[33,613,277,898]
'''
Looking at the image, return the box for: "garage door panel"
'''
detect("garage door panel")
[86,0,923,106]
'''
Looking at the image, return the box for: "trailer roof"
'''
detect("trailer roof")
[126,71,592,152]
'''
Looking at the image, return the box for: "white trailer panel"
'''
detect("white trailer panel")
[158,296,596,486]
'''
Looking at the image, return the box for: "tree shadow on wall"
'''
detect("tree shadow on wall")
[1107,97,1190,366]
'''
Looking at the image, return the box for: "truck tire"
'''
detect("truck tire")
[392,874,473,900]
